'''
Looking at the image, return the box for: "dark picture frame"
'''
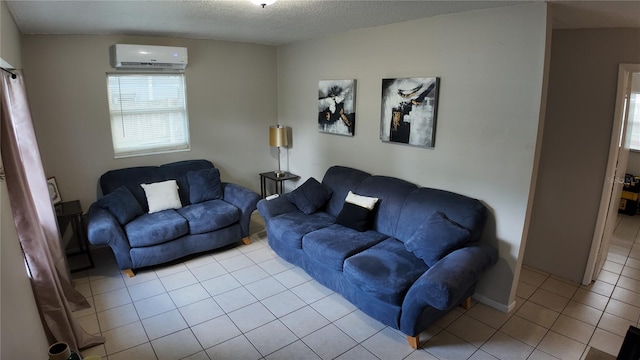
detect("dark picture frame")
[318,79,356,137]
[380,77,440,147]
[47,177,62,205]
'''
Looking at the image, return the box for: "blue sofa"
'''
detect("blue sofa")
[87,160,260,277]
[257,166,498,349]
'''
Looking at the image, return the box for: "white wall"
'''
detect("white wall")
[21,35,278,210]
[0,1,50,358]
[277,3,549,309]
[0,1,20,66]
[525,28,640,283]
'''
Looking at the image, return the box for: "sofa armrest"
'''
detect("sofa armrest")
[222,183,261,238]
[256,196,297,221]
[400,242,498,333]
[87,203,133,270]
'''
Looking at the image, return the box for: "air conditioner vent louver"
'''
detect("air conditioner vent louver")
[110,44,188,70]
[121,62,179,68]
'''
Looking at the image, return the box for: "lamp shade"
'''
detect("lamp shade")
[269,125,288,147]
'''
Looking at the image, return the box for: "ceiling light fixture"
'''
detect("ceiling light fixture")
[250,0,277,8]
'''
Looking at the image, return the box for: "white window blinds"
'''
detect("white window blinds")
[106,73,190,158]
[628,93,640,151]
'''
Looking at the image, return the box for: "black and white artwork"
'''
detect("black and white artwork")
[47,177,62,205]
[380,77,440,147]
[318,79,356,136]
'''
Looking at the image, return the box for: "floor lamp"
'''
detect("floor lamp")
[269,125,288,177]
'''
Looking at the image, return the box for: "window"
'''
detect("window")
[106,73,190,158]
[628,93,640,151]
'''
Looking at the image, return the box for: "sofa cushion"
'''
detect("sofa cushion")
[302,224,388,271]
[354,176,418,237]
[188,168,223,204]
[99,160,214,210]
[97,186,143,225]
[177,200,240,234]
[99,166,163,209]
[141,180,183,213]
[125,210,189,247]
[159,160,214,206]
[267,211,335,249]
[343,238,428,305]
[321,166,371,217]
[288,177,332,215]
[404,211,471,267]
[395,187,487,244]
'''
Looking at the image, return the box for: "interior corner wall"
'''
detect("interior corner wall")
[1,1,50,358]
[0,0,21,67]
[21,35,277,209]
[276,3,548,309]
[525,28,640,283]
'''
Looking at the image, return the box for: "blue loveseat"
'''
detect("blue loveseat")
[87,159,260,277]
[257,166,498,349]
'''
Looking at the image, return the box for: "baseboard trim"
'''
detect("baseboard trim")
[473,293,516,313]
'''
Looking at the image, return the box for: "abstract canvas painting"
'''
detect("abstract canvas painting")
[318,79,356,136]
[380,77,440,147]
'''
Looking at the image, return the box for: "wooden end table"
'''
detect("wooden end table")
[55,200,95,272]
[259,171,299,198]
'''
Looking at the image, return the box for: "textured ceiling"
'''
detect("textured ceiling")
[5,0,640,46]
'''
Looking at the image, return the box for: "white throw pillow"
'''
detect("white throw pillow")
[345,191,379,210]
[140,180,182,213]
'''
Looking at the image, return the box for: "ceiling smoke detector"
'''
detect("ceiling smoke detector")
[250,0,277,8]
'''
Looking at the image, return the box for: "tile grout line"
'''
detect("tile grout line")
[81,214,640,360]
[518,268,599,359]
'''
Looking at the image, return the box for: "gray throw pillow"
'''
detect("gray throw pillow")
[187,168,223,204]
[97,186,143,225]
[405,211,471,267]
[288,177,332,215]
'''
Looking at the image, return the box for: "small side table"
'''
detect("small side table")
[259,171,299,198]
[55,200,94,272]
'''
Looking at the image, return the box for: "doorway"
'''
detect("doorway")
[584,64,640,284]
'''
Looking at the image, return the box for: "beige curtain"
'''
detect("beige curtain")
[1,70,104,352]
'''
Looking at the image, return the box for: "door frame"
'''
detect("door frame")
[583,63,640,285]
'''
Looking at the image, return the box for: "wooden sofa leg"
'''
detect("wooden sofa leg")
[460,296,472,310]
[407,335,420,349]
[242,237,251,245]
[123,269,135,278]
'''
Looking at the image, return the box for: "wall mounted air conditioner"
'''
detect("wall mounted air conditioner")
[109,44,188,70]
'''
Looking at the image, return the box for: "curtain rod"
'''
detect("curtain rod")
[1,67,17,79]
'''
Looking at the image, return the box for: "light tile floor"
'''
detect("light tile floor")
[72,213,640,360]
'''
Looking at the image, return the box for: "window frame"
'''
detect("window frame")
[628,92,640,152]
[106,71,191,158]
